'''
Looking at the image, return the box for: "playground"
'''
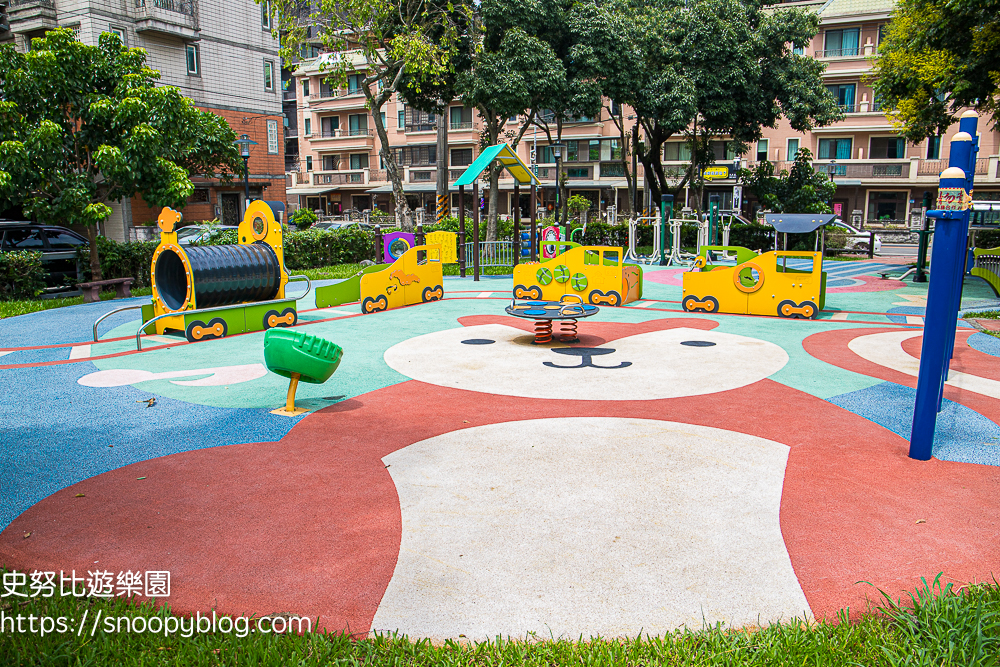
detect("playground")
[2,231,999,640]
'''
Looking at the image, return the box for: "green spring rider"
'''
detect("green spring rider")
[264,329,343,416]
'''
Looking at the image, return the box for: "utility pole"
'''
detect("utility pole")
[436,103,449,224]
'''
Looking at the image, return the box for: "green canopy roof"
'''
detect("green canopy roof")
[454,143,539,186]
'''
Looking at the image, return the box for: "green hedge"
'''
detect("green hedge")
[77,236,158,287]
[0,250,48,300]
[282,228,376,269]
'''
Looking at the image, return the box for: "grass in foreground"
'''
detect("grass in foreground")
[0,575,997,666]
[0,287,153,320]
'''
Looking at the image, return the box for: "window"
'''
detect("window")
[348,114,368,135]
[589,140,601,161]
[540,146,555,163]
[261,0,271,29]
[264,60,275,91]
[186,44,199,76]
[380,111,386,129]
[322,155,339,171]
[302,79,310,97]
[451,148,473,166]
[792,43,804,55]
[567,167,589,178]
[818,138,853,160]
[267,119,278,154]
[43,230,85,249]
[306,156,313,171]
[824,28,860,57]
[877,24,888,49]
[756,139,768,162]
[319,81,334,98]
[303,118,311,136]
[711,141,736,160]
[870,136,906,159]
[300,44,319,59]
[321,116,339,137]
[826,83,856,111]
[663,142,692,161]
[396,145,436,166]
[404,106,436,132]
[787,138,800,160]
[2,228,44,250]
[450,106,472,130]
[398,110,405,128]
[108,27,126,47]
[347,74,364,94]
[349,154,369,170]
[868,191,907,222]
[927,135,941,160]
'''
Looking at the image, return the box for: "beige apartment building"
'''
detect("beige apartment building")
[289,0,999,225]
[2,0,285,238]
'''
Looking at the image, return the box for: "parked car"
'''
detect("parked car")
[0,221,88,289]
[175,225,239,245]
[311,220,373,232]
[828,219,882,254]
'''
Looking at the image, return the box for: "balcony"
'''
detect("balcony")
[450,122,473,131]
[308,169,386,186]
[814,161,910,179]
[316,128,373,138]
[7,0,57,33]
[815,48,860,58]
[405,123,436,133]
[133,0,199,40]
[409,170,434,182]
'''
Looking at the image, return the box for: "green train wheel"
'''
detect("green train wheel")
[553,264,570,283]
[536,267,553,285]
[570,272,588,292]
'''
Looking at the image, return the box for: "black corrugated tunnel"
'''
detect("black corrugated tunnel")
[154,243,281,312]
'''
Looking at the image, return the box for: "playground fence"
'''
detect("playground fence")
[464,241,516,268]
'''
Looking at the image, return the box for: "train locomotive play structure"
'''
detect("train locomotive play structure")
[117,202,310,346]
[681,247,827,319]
[358,244,444,314]
[512,244,643,307]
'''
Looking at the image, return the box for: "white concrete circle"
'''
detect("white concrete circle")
[372,417,810,640]
[383,324,788,400]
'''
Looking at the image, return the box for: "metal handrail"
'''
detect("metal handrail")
[135,275,312,351]
[93,304,146,342]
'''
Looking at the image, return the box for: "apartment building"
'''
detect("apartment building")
[289,0,999,225]
[2,0,285,238]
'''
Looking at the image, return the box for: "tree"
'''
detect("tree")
[740,148,836,214]
[272,0,470,230]
[0,29,241,281]
[870,0,999,142]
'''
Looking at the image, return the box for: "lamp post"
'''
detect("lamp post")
[551,143,567,241]
[732,156,743,216]
[234,134,258,208]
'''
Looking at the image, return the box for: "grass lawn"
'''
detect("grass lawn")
[0,288,153,320]
[0,575,997,666]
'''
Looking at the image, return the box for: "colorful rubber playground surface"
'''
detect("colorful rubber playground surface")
[2,258,999,640]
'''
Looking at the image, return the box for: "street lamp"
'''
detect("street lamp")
[234,134,258,207]
[551,143,566,231]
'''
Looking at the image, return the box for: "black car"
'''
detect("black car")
[0,222,89,289]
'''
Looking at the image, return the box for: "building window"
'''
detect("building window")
[826,83,857,112]
[451,148,473,166]
[398,110,405,128]
[566,141,578,162]
[818,138,853,160]
[186,44,199,76]
[319,81,334,98]
[347,74,364,94]
[792,43,804,55]
[824,28,860,57]
[261,0,271,29]
[266,119,278,154]
[380,111,386,129]
[711,141,736,160]
[868,191,907,222]
[108,27,127,47]
[303,118,312,136]
[348,114,368,135]
[567,167,589,178]
[264,60,275,92]
[302,79,310,97]
[321,116,339,137]
[450,106,472,130]
[927,135,941,160]
[322,155,339,171]
[663,142,692,161]
[349,154,369,170]
[404,106,436,132]
[787,138,800,160]
[870,136,906,159]
[756,139,768,162]
[396,145,436,166]
[306,156,313,171]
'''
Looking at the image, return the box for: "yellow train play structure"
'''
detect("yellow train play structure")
[512,244,643,306]
[682,247,827,319]
[360,244,444,314]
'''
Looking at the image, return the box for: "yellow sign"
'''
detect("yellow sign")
[703,166,730,181]
[425,231,458,264]
[936,188,972,211]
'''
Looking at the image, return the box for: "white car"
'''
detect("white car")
[828,219,882,254]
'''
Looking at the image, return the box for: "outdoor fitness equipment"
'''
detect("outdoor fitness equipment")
[264,328,343,416]
[682,248,827,319]
[624,216,662,264]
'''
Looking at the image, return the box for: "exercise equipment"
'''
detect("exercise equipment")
[682,247,827,319]
[130,202,308,346]
[264,328,343,416]
[623,216,662,264]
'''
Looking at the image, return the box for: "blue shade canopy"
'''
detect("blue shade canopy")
[454,144,539,186]
[764,213,838,233]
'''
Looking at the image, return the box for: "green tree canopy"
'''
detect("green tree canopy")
[871,0,999,142]
[0,29,241,280]
[740,148,836,214]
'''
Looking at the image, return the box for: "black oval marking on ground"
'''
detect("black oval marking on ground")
[461,339,496,345]
[681,341,716,347]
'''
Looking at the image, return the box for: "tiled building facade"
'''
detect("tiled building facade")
[3,0,285,239]
[290,0,999,225]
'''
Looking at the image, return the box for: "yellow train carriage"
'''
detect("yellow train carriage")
[513,246,642,307]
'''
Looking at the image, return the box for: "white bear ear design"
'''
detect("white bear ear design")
[383,324,788,401]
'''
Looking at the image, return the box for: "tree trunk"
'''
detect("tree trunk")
[84,224,102,282]
[487,164,500,242]
[367,85,411,230]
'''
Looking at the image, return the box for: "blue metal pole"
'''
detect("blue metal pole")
[909,161,972,460]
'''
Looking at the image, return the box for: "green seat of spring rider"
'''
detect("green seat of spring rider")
[264,328,343,415]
